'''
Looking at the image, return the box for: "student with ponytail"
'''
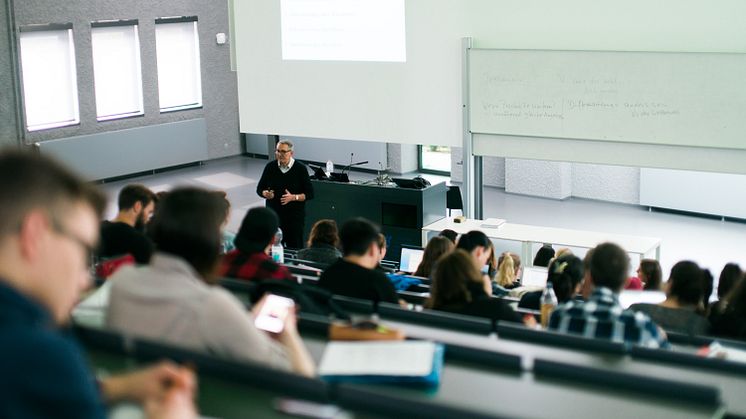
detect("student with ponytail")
[495,252,522,289]
[519,255,584,311]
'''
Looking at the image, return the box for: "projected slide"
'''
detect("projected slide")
[281,0,406,62]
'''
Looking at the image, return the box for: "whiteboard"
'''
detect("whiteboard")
[469,49,746,150]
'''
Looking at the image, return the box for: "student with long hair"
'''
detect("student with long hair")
[630,261,709,336]
[296,219,342,265]
[710,277,746,340]
[519,255,584,310]
[496,252,521,289]
[456,230,494,292]
[711,263,743,315]
[426,250,524,324]
[533,244,555,267]
[638,259,663,291]
[414,236,454,278]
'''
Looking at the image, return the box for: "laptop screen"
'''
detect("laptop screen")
[521,267,548,288]
[400,247,424,273]
[618,290,666,309]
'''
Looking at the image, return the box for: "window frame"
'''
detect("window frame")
[418,145,452,175]
[154,16,203,113]
[17,23,80,132]
[90,19,145,122]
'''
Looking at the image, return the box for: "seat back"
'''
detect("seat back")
[94,254,135,279]
[446,186,463,215]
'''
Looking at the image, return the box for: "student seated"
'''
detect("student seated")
[213,191,236,254]
[107,189,314,377]
[455,230,494,290]
[219,207,294,282]
[638,259,663,291]
[98,184,156,264]
[533,244,555,267]
[710,276,746,341]
[425,250,526,324]
[318,218,400,305]
[296,219,342,265]
[711,263,743,315]
[495,252,522,290]
[439,228,458,244]
[519,255,584,310]
[0,151,196,418]
[702,268,715,313]
[624,276,644,290]
[630,261,709,336]
[413,236,454,278]
[548,243,669,349]
[375,233,396,274]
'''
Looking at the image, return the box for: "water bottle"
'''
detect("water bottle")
[325,160,334,177]
[540,282,558,329]
[271,228,284,264]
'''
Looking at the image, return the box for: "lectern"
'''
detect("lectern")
[304,181,447,262]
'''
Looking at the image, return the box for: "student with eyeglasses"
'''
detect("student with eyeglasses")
[256,139,314,249]
[0,150,196,418]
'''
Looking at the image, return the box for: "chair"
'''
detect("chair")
[446,186,463,216]
[94,254,135,279]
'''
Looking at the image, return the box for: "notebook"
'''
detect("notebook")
[318,341,444,386]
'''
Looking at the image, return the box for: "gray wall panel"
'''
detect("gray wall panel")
[0,0,19,147]
[244,133,270,155]
[7,0,238,159]
[36,119,208,181]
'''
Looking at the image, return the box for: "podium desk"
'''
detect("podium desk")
[305,180,447,261]
[422,217,661,267]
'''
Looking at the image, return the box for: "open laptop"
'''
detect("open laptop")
[521,266,549,288]
[399,245,425,273]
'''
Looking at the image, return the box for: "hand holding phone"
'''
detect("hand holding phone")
[254,294,295,334]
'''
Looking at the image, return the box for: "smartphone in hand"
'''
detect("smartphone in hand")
[254,294,295,334]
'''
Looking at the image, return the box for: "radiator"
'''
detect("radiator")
[34,119,208,181]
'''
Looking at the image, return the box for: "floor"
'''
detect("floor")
[99,155,746,285]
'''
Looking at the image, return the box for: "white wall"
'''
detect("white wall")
[452,149,641,205]
[505,159,572,200]
[573,164,639,205]
[387,143,419,174]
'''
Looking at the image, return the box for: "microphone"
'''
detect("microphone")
[342,153,353,174]
[343,153,362,174]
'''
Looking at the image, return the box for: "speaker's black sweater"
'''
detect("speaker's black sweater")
[256,160,314,226]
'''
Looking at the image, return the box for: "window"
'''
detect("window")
[18,24,79,131]
[155,17,202,112]
[419,145,451,174]
[91,21,144,121]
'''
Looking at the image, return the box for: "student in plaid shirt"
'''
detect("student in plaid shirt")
[219,207,294,282]
[548,242,669,349]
